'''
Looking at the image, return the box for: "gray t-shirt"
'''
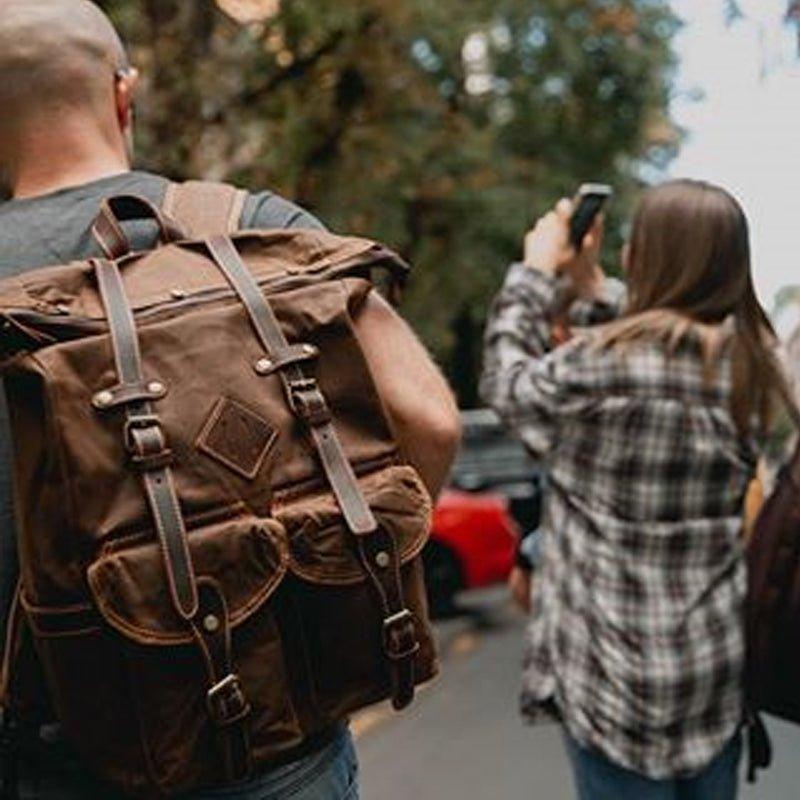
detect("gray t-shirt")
[0,171,324,626]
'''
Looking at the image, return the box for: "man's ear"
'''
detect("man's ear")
[114,67,140,133]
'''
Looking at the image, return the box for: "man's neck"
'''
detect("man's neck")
[13,160,130,200]
[8,125,130,200]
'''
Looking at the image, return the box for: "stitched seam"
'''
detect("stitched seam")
[87,526,288,643]
[144,473,190,622]
[195,396,278,481]
[164,469,200,614]
[162,470,199,617]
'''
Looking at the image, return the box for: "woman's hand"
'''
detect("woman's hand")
[508,565,533,614]
[523,198,606,300]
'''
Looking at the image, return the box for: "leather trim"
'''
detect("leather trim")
[93,259,199,621]
[91,195,186,259]
[87,519,288,646]
[205,235,378,536]
[190,579,253,782]
[162,182,247,238]
[195,396,278,481]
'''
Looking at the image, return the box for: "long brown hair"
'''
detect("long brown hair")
[599,179,785,434]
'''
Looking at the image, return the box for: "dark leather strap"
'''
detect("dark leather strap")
[204,235,418,708]
[93,260,252,779]
[91,196,186,259]
[206,235,378,535]
[92,207,129,260]
[191,581,252,783]
[356,530,418,710]
[93,259,198,621]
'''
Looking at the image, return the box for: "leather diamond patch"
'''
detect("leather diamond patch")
[196,397,278,480]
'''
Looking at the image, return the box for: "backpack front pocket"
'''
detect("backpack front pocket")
[26,515,303,797]
[275,465,439,720]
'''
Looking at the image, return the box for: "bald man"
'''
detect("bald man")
[0,2,460,799]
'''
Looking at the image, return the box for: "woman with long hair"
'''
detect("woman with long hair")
[481,180,786,799]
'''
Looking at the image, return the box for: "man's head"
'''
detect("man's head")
[0,0,138,193]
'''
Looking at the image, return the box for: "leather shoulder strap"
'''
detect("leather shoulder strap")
[161,181,247,238]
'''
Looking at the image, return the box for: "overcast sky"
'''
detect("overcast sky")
[669,0,800,324]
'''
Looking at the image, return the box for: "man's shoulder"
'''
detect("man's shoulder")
[0,173,326,274]
[240,189,325,232]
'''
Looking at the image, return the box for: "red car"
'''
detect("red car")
[423,488,519,613]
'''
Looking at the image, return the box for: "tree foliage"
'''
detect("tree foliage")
[98,0,679,405]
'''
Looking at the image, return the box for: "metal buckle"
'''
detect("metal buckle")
[383,609,414,630]
[206,673,251,727]
[123,414,163,452]
[382,609,419,661]
[286,378,331,427]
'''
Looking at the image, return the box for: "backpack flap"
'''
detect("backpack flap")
[273,465,438,719]
[86,516,287,646]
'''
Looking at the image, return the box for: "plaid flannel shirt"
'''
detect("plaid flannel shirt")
[481,264,757,779]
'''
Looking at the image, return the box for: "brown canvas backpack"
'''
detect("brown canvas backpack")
[0,183,438,797]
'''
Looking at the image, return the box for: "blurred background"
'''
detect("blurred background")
[96,1,800,796]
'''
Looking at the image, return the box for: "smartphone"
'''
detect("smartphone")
[569,183,612,250]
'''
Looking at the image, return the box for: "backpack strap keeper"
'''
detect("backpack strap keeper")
[286,378,332,428]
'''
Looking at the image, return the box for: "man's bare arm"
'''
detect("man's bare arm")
[353,292,461,499]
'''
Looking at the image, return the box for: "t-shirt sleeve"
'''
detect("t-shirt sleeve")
[242,190,326,232]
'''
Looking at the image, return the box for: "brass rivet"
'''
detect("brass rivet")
[203,614,220,633]
[254,358,273,375]
[170,288,186,300]
[303,344,316,355]
[375,551,391,569]
[148,381,165,395]
[93,390,113,409]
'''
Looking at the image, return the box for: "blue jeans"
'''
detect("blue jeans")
[191,726,359,800]
[564,731,741,800]
[19,725,358,800]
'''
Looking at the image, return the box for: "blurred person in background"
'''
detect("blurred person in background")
[0,2,459,798]
[481,180,788,799]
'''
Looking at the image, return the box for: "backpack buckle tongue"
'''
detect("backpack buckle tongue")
[287,378,332,427]
[124,415,173,471]
[382,609,419,661]
[206,674,251,727]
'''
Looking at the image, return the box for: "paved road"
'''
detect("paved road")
[354,588,800,800]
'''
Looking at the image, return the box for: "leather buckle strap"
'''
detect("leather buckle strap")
[383,609,420,661]
[93,258,199,622]
[124,415,174,471]
[91,379,168,410]
[253,344,318,376]
[286,378,332,427]
[193,581,252,782]
[123,414,163,451]
[356,531,419,709]
[203,235,379,535]
[206,674,251,728]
